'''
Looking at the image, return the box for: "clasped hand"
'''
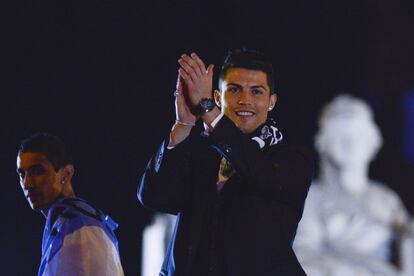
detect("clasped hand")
[174,53,214,125]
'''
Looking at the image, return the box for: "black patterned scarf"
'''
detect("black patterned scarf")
[249,118,283,150]
[217,118,283,191]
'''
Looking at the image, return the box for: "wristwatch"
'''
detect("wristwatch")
[199,98,216,114]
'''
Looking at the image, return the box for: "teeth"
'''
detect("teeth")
[236,111,254,116]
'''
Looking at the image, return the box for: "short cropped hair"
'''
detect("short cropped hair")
[219,48,276,93]
[18,133,72,171]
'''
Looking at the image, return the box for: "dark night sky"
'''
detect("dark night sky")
[2,1,414,275]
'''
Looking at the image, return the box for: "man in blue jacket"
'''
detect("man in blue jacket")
[17,133,124,276]
[139,49,313,275]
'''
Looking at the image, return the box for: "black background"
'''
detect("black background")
[2,1,414,275]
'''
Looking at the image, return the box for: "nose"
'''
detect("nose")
[237,90,252,105]
[21,175,33,190]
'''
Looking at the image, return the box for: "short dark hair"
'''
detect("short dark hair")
[219,48,276,93]
[18,133,72,171]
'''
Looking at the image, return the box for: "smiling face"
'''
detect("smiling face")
[16,152,65,212]
[215,68,277,134]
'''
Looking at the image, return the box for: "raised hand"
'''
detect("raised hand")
[169,53,217,147]
[178,53,214,109]
[168,72,197,147]
[174,72,197,126]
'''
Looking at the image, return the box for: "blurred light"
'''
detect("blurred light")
[403,91,414,164]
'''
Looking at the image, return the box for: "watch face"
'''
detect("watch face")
[200,98,215,113]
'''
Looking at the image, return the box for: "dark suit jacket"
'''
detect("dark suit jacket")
[138,116,313,276]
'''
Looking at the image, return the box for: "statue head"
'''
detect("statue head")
[315,94,382,169]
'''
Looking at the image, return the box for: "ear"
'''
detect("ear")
[214,89,222,109]
[60,164,74,184]
[268,93,277,111]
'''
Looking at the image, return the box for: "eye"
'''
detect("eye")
[29,165,46,176]
[251,88,264,95]
[227,86,239,93]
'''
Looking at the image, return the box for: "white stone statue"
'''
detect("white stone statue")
[293,94,414,276]
[141,213,176,276]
